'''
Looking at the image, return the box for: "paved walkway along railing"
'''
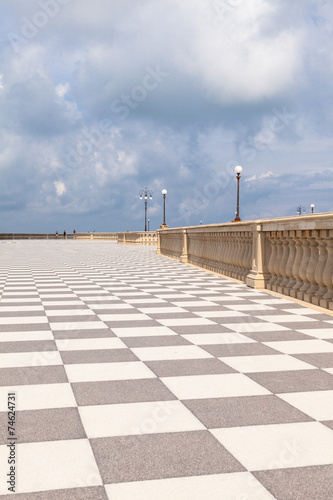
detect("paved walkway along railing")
[157,213,333,311]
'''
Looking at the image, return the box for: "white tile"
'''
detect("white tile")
[56,337,126,351]
[297,328,333,339]
[206,296,245,302]
[39,294,78,298]
[112,326,177,337]
[281,308,322,315]
[132,345,212,361]
[0,351,62,368]
[98,314,151,322]
[80,400,205,438]
[45,309,95,316]
[65,361,156,382]
[42,300,84,306]
[219,354,315,373]
[0,306,44,312]
[161,373,270,399]
[171,301,219,307]
[84,295,119,301]
[0,383,76,411]
[0,298,41,303]
[224,304,275,311]
[324,368,333,375]
[251,299,294,304]
[255,315,316,323]
[88,303,134,310]
[155,294,195,299]
[124,298,167,304]
[263,339,333,354]
[0,316,48,325]
[138,307,188,314]
[105,472,275,500]
[0,439,101,495]
[182,333,256,345]
[194,310,248,318]
[0,331,54,342]
[212,422,333,471]
[278,390,333,420]
[50,321,108,331]
[157,318,217,326]
[225,323,290,333]
[113,292,151,296]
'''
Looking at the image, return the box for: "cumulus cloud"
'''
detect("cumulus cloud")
[0,0,332,232]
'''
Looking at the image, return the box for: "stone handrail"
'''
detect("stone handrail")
[0,233,73,239]
[117,232,158,245]
[157,213,333,311]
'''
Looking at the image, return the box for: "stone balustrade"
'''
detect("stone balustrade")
[117,232,157,245]
[157,213,333,311]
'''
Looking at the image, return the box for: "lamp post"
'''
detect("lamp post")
[232,165,243,222]
[148,219,150,231]
[311,204,315,214]
[160,189,168,228]
[139,187,153,231]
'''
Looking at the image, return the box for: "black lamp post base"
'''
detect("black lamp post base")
[231,217,241,222]
[160,224,169,229]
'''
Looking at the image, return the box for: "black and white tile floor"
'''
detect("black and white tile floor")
[1,240,333,499]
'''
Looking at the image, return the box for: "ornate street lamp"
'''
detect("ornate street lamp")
[311,204,315,214]
[161,189,168,228]
[148,219,150,231]
[139,187,153,231]
[232,165,243,222]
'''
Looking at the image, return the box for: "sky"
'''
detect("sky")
[0,0,332,233]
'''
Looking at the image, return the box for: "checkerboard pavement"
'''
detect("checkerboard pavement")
[1,240,333,499]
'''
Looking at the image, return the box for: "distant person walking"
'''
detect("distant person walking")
[63,230,67,239]
[73,229,76,240]
[56,231,58,238]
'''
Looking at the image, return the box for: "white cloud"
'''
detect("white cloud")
[54,181,66,196]
[246,171,278,182]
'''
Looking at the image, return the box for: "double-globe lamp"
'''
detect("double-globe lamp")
[139,187,153,232]
[232,165,243,222]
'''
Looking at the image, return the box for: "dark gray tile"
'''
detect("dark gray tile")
[122,336,191,348]
[0,340,57,353]
[145,358,235,377]
[248,369,333,393]
[0,487,108,500]
[0,407,86,444]
[323,421,333,430]
[293,353,333,368]
[241,330,311,342]
[47,315,99,322]
[254,464,333,500]
[169,324,234,335]
[53,329,115,339]
[0,311,46,317]
[293,321,333,329]
[147,312,199,319]
[201,343,280,357]
[183,395,312,429]
[104,320,160,328]
[72,378,177,406]
[0,324,51,332]
[60,349,138,364]
[91,430,245,483]
[0,366,68,386]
